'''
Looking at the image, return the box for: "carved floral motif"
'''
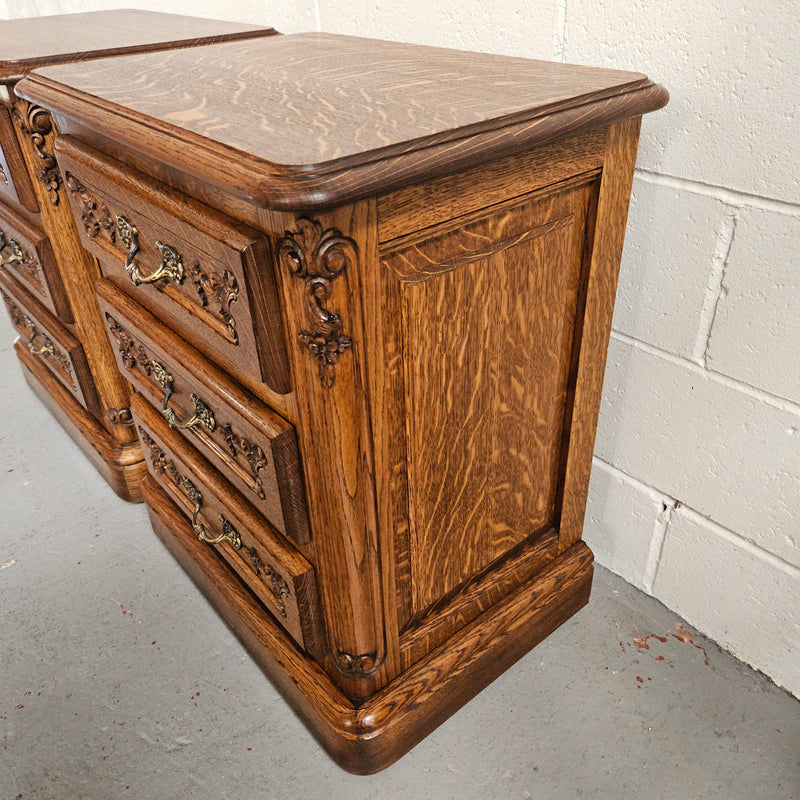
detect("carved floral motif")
[105,313,152,375]
[138,427,181,487]
[219,423,268,500]
[64,172,116,243]
[244,546,290,618]
[188,262,240,345]
[277,217,356,387]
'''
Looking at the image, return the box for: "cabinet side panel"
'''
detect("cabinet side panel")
[382,181,591,615]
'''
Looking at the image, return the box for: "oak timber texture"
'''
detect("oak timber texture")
[18,31,667,771]
[16,339,145,502]
[0,11,281,504]
[11,98,141,446]
[97,280,309,547]
[0,102,38,212]
[379,177,594,619]
[18,33,668,208]
[56,135,291,399]
[133,395,323,657]
[558,118,642,552]
[0,11,277,83]
[0,198,71,321]
[144,473,593,774]
[0,269,98,415]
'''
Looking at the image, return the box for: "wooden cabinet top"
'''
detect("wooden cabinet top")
[0,10,276,82]
[18,32,667,209]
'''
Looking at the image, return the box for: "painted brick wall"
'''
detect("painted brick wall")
[7,0,798,696]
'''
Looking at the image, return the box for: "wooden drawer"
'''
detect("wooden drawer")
[132,394,322,656]
[55,135,290,395]
[0,199,72,322]
[98,279,309,545]
[0,269,98,415]
[0,103,38,213]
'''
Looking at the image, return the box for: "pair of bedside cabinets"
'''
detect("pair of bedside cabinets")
[5,14,667,773]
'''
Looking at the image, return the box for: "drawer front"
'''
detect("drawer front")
[98,279,309,545]
[0,199,72,322]
[55,135,290,395]
[0,270,98,414]
[0,103,38,213]
[132,394,322,655]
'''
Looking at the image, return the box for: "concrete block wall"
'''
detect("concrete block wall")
[5,0,798,696]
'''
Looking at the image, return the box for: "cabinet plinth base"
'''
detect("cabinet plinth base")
[143,475,594,774]
[16,340,146,503]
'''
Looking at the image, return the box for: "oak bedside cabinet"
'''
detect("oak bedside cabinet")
[18,34,667,772]
[0,10,278,501]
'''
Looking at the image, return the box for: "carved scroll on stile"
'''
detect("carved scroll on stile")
[277,217,357,388]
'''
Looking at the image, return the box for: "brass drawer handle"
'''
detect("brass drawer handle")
[26,327,55,357]
[0,229,27,266]
[115,215,184,286]
[150,360,216,432]
[180,476,242,549]
[20,314,54,357]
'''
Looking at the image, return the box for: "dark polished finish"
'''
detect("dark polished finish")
[20,33,667,772]
[0,12,279,500]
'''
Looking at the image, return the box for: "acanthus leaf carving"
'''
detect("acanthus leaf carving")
[14,102,61,206]
[277,217,356,388]
[64,172,116,243]
[188,262,240,345]
[244,546,290,618]
[105,313,152,375]
[219,423,268,501]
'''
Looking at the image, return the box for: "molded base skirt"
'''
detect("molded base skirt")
[16,340,146,503]
[143,475,594,774]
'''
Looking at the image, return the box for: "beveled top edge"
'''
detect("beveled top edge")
[0,9,277,83]
[18,33,668,210]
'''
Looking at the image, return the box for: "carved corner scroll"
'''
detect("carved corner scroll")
[277,217,356,388]
[332,650,383,678]
[13,102,61,206]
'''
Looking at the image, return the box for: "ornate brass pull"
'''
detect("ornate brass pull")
[180,476,242,549]
[116,215,184,286]
[22,316,55,357]
[27,330,55,357]
[150,360,216,432]
[0,229,27,266]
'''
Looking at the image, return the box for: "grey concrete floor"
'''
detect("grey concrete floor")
[1,310,798,800]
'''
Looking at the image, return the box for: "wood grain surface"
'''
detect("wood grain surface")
[0,268,98,415]
[18,33,668,208]
[558,118,641,552]
[0,102,38,212]
[144,471,593,774]
[133,394,323,656]
[0,198,71,322]
[378,177,593,617]
[15,339,146,502]
[97,280,309,547]
[10,99,139,443]
[56,135,291,399]
[0,10,276,82]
